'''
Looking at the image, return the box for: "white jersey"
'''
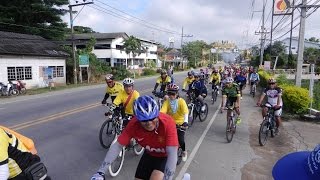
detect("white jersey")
[263,87,283,106]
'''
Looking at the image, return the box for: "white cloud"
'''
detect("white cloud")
[62,0,320,49]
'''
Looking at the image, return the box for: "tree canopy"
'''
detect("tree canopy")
[0,0,69,40]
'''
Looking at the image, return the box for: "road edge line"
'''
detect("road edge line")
[175,109,220,180]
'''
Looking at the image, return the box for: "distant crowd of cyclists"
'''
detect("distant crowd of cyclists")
[0,63,283,180]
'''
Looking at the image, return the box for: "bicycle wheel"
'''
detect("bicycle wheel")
[190,110,197,126]
[99,120,116,149]
[252,85,256,97]
[258,120,269,146]
[176,147,183,165]
[109,147,125,177]
[226,117,234,143]
[133,140,144,155]
[199,103,208,122]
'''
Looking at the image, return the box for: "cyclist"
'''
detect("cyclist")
[256,78,283,134]
[0,127,50,180]
[249,69,260,93]
[91,95,178,180]
[199,69,207,85]
[101,74,124,104]
[152,70,172,94]
[189,73,207,112]
[234,71,247,99]
[111,78,140,127]
[220,77,241,125]
[209,69,221,97]
[182,71,194,91]
[160,84,189,162]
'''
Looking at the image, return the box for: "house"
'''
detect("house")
[163,49,187,69]
[281,37,320,54]
[0,31,68,89]
[65,32,159,69]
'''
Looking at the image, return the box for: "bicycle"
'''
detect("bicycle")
[109,138,144,177]
[250,81,257,97]
[176,125,187,165]
[152,91,166,108]
[184,89,209,126]
[225,106,238,143]
[211,84,219,104]
[258,102,279,146]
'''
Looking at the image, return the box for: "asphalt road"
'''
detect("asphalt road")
[0,64,261,180]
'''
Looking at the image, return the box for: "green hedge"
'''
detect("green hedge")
[258,70,311,114]
[142,68,157,76]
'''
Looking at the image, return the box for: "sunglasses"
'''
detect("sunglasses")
[124,85,133,88]
[106,81,113,84]
[167,92,177,96]
[269,83,275,85]
[140,118,156,124]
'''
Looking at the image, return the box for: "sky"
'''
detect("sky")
[62,0,320,49]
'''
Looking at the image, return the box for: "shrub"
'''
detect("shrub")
[112,67,133,80]
[142,68,157,76]
[280,85,311,114]
[276,73,294,85]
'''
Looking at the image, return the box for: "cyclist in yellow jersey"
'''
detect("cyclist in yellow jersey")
[101,74,124,104]
[160,83,189,162]
[0,127,50,180]
[182,71,194,91]
[111,78,140,126]
[209,69,221,85]
[152,70,172,93]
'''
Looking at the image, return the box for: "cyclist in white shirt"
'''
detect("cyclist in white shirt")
[249,69,260,92]
[257,78,283,134]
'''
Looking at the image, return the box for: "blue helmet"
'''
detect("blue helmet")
[134,95,159,121]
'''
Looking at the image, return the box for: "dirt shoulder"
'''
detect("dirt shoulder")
[241,113,320,179]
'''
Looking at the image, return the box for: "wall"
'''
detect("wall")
[0,56,66,88]
[282,38,320,54]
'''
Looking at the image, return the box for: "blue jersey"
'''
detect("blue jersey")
[189,80,207,96]
[235,75,247,85]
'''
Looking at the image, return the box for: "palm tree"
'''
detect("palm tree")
[123,36,142,69]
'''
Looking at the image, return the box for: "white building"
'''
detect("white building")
[0,31,68,89]
[67,32,159,69]
[281,37,320,54]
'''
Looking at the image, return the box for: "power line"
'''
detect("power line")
[88,4,181,35]
[94,0,180,34]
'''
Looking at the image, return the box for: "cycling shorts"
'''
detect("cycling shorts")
[226,97,237,107]
[250,81,258,86]
[135,152,167,179]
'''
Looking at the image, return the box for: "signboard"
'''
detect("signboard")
[273,0,293,15]
[264,61,271,70]
[79,54,89,67]
[44,67,53,80]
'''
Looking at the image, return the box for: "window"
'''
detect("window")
[150,51,157,55]
[116,45,124,50]
[94,44,111,49]
[114,59,125,67]
[7,67,33,80]
[49,66,64,78]
[76,45,86,49]
[98,58,111,66]
[56,66,64,77]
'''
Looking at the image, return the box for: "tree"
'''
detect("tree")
[123,36,142,68]
[71,26,96,34]
[304,47,320,64]
[0,0,69,40]
[182,40,209,68]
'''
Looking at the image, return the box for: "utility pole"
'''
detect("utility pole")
[270,0,275,56]
[255,0,269,66]
[294,1,320,86]
[295,0,307,87]
[180,27,193,66]
[69,0,93,84]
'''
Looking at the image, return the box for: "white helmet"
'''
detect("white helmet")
[225,77,233,83]
[123,78,134,85]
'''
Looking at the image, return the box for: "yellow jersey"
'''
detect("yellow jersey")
[209,73,221,84]
[182,77,194,89]
[156,76,171,85]
[160,98,189,125]
[0,128,29,179]
[105,81,124,97]
[113,90,140,115]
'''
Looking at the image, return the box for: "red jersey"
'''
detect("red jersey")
[117,112,178,157]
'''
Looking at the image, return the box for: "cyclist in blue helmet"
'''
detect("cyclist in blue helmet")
[91,95,179,180]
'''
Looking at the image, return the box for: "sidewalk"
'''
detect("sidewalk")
[241,88,320,179]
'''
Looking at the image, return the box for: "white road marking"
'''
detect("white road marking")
[176,109,220,180]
